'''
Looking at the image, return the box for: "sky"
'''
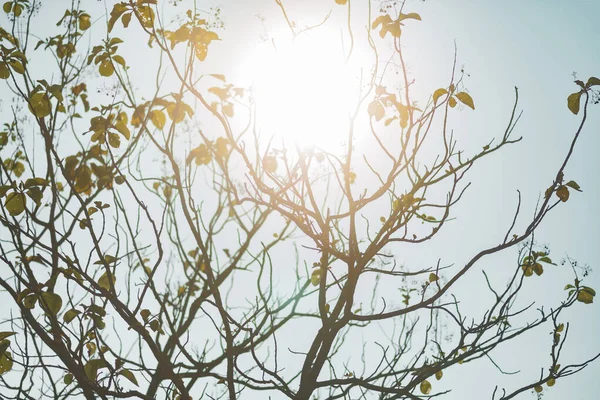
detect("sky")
[1,0,599,399]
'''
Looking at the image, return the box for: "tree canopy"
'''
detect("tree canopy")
[0,0,598,399]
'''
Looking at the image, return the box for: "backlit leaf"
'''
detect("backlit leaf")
[63,309,81,323]
[98,271,116,291]
[585,76,600,88]
[565,180,581,192]
[455,92,475,110]
[567,91,582,115]
[84,359,106,381]
[433,88,447,104]
[428,273,439,283]
[119,368,138,386]
[64,373,74,385]
[40,292,62,316]
[311,269,321,286]
[420,379,431,395]
[556,185,569,202]
[5,192,26,216]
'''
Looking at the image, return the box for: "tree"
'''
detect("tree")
[0,0,598,399]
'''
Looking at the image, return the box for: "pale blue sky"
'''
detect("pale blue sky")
[1,0,599,399]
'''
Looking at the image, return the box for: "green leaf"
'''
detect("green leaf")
[26,187,43,206]
[119,369,139,386]
[0,351,13,374]
[455,92,475,110]
[577,286,595,304]
[98,271,116,291]
[420,379,432,395]
[5,192,26,216]
[567,91,582,115]
[585,76,600,88]
[0,332,15,342]
[433,88,447,104]
[428,273,439,283]
[311,270,321,286]
[3,2,11,14]
[63,309,81,323]
[24,178,48,188]
[556,185,569,202]
[64,373,74,385]
[22,294,37,309]
[40,292,62,316]
[0,340,10,356]
[565,180,582,192]
[435,370,443,380]
[28,92,52,118]
[84,359,106,381]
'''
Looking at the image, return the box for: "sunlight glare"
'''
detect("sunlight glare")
[242,28,362,150]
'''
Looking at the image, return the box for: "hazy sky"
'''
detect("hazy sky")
[1,0,599,399]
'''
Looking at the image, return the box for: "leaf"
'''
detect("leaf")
[435,370,443,380]
[5,192,26,216]
[26,187,43,207]
[40,292,63,316]
[534,385,543,393]
[577,286,595,304]
[428,273,439,283]
[215,137,229,158]
[0,332,15,342]
[84,359,106,381]
[556,185,569,202]
[119,369,139,386]
[108,3,128,32]
[368,100,385,121]
[455,92,475,110]
[99,59,114,77]
[98,272,116,291]
[24,178,48,188]
[567,91,582,115]
[556,323,564,333]
[533,263,543,276]
[263,156,277,173]
[547,378,556,387]
[399,12,421,21]
[585,76,600,88]
[565,180,582,192]
[433,88,447,104]
[311,269,321,286]
[108,132,121,148]
[2,2,11,14]
[79,14,91,30]
[448,96,457,108]
[28,92,52,118]
[137,5,155,29]
[0,351,13,374]
[22,294,37,309]
[149,109,166,129]
[63,309,81,323]
[0,63,10,79]
[420,379,432,395]
[335,0,347,4]
[140,309,151,322]
[64,373,74,385]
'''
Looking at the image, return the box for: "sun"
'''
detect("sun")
[240,27,362,150]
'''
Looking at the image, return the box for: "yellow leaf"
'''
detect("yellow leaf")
[311,270,321,286]
[448,96,457,108]
[435,370,443,380]
[433,88,448,104]
[28,92,52,118]
[335,0,347,4]
[79,14,91,30]
[263,155,277,173]
[420,379,431,395]
[547,378,556,387]
[99,59,114,77]
[368,100,385,121]
[556,185,569,202]
[534,385,543,393]
[455,92,475,110]
[428,273,439,283]
[149,109,166,129]
[567,91,582,115]
[0,62,10,79]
